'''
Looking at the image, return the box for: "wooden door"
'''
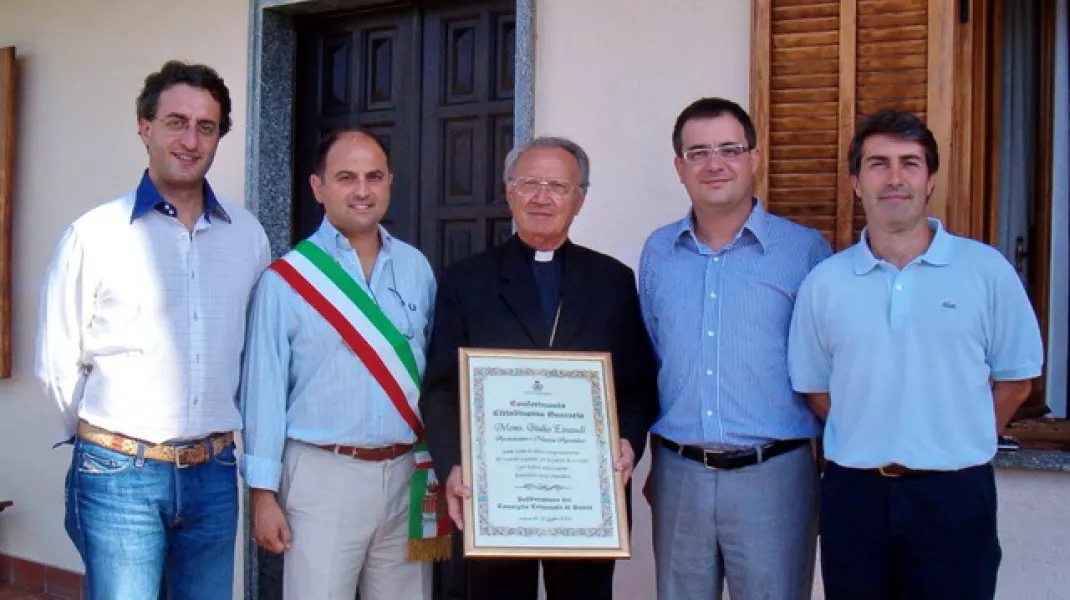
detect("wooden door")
[419,0,516,272]
[293,1,515,273]
[294,9,421,245]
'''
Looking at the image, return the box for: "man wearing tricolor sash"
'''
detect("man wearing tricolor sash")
[240,128,443,600]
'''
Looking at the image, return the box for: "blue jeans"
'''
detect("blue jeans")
[64,437,238,600]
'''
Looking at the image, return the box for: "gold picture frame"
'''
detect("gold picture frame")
[0,47,16,379]
[458,347,630,559]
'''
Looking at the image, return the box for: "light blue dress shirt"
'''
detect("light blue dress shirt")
[788,219,1043,470]
[240,218,436,491]
[639,200,832,447]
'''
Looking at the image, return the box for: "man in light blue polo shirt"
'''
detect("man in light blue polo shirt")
[788,109,1043,600]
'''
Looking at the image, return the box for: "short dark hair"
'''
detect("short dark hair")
[848,110,939,176]
[313,127,391,177]
[672,97,758,157]
[136,61,233,137]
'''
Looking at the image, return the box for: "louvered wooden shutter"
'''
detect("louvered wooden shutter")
[751,0,955,251]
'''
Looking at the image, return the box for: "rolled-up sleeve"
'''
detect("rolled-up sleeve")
[239,270,293,492]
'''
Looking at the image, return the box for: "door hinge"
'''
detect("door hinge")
[960,0,970,23]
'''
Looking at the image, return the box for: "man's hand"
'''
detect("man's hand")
[252,489,292,554]
[445,465,471,531]
[615,439,636,485]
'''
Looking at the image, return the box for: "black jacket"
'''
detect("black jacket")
[419,236,659,484]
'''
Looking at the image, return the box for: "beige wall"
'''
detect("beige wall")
[0,0,249,573]
[0,2,1068,600]
[534,0,753,270]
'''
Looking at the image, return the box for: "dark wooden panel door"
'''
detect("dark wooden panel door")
[419,1,516,271]
[294,9,421,245]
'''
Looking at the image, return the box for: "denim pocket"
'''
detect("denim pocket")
[77,447,134,475]
[212,444,238,467]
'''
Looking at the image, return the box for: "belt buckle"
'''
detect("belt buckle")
[175,441,208,469]
[174,446,193,469]
[702,449,720,471]
[878,465,902,478]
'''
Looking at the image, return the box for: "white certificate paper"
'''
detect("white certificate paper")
[459,349,629,558]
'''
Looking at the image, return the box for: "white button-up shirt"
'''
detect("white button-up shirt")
[35,173,271,444]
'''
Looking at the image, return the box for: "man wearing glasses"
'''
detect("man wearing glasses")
[638,97,831,600]
[35,61,270,599]
[420,137,659,599]
[241,127,440,599]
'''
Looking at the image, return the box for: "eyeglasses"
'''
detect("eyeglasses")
[385,263,416,341]
[681,143,752,165]
[509,177,583,200]
[386,287,416,340]
[158,115,220,138]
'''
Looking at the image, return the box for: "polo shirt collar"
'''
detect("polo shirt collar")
[854,217,952,274]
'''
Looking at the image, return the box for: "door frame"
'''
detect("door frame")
[244,0,534,262]
[958,0,1060,415]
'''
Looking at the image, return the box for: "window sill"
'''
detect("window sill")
[993,449,1070,473]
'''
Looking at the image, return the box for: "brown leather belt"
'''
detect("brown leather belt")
[313,442,413,462]
[77,421,233,468]
[873,463,940,478]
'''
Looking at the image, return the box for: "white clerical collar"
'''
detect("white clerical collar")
[534,250,554,263]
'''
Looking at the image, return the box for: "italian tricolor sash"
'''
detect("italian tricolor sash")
[269,240,450,561]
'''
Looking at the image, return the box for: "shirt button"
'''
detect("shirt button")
[190,271,197,280]
[706,369,713,376]
[195,354,201,364]
[707,331,715,337]
[713,257,720,262]
[709,293,717,299]
[706,410,713,417]
[895,284,903,291]
[192,312,199,321]
[193,396,199,404]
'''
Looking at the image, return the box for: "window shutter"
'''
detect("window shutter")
[751,0,955,251]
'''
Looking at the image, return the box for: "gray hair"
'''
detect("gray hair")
[502,136,591,189]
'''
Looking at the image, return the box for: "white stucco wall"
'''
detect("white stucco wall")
[533,0,753,270]
[0,0,249,575]
[0,2,1067,600]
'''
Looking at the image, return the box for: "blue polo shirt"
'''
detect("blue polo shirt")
[787,219,1043,470]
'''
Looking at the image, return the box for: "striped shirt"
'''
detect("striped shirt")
[240,218,436,492]
[638,200,831,446]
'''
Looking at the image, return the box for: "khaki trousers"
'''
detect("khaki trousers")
[279,440,431,600]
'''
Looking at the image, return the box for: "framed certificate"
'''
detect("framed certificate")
[458,348,630,558]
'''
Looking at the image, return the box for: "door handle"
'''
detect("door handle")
[1014,236,1028,273]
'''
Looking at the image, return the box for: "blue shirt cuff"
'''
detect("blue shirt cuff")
[790,382,830,394]
[242,454,283,492]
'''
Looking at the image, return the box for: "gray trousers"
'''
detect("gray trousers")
[651,442,818,600]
